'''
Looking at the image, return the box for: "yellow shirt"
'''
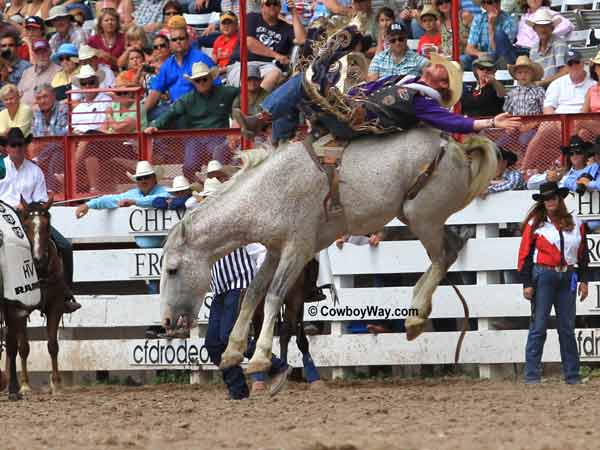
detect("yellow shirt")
[0,103,33,136]
[51,68,80,88]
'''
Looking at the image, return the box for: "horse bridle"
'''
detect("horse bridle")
[24,208,53,279]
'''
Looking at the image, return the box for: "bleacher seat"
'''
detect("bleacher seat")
[580,9,600,27]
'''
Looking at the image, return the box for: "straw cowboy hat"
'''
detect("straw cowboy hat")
[419,5,440,20]
[590,49,600,65]
[183,62,219,81]
[532,181,569,202]
[526,8,561,28]
[78,44,98,62]
[167,175,192,192]
[72,64,105,87]
[199,177,223,197]
[430,53,463,109]
[508,55,544,82]
[127,161,163,181]
[46,5,74,24]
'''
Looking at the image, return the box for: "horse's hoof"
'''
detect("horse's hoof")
[0,370,7,392]
[245,358,272,374]
[19,383,32,394]
[405,317,427,341]
[220,350,244,369]
[8,391,23,401]
[309,380,326,390]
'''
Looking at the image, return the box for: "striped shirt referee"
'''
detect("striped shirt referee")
[209,244,266,295]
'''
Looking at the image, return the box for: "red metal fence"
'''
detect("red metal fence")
[27,112,600,201]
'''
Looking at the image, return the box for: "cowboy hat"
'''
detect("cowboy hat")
[183,62,219,81]
[195,160,238,182]
[532,181,570,202]
[560,135,591,155]
[45,5,74,24]
[5,127,32,147]
[199,177,223,197]
[419,5,439,20]
[78,44,98,61]
[167,175,192,192]
[72,64,105,87]
[51,42,79,64]
[127,160,161,181]
[526,8,561,28]
[430,53,462,109]
[508,55,544,82]
[590,50,600,66]
[499,148,518,167]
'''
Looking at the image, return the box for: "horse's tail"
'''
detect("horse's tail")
[454,135,498,208]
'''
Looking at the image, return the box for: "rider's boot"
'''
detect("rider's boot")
[63,285,81,314]
[233,109,272,138]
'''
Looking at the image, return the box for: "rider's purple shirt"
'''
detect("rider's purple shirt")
[413,95,475,134]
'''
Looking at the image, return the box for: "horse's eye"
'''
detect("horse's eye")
[167,268,178,276]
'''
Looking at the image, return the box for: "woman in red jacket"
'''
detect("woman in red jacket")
[518,181,589,384]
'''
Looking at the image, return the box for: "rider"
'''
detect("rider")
[0,127,81,313]
[234,24,521,142]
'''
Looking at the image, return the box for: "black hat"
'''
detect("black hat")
[566,49,582,63]
[388,22,408,36]
[499,148,517,167]
[6,127,32,147]
[532,181,570,202]
[24,16,44,29]
[591,135,600,154]
[560,135,591,155]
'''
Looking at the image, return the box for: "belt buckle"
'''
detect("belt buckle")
[555,265,567,272]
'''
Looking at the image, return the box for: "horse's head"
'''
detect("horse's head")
[20,197,53,273]
[160,218,211,332]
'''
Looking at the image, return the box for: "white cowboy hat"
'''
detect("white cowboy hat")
[167,175,191,192]
[127,160,159,181]
[72,64,105,87]
[78,44,98,61]
[183,62,219,81]
[526,8,561,28]
[207,160,224,174]
[429,53,463,109]
[199,177,222,197]
[46,5,73,23]
[508,55,544,82]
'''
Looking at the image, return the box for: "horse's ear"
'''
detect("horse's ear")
[44,193,54,210]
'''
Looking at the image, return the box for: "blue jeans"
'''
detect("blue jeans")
[261,74,304,142]
[205,288,286,399]
[460,28,520,70]
[183,136,228,180]
[50,226,72,288]
[524,265,581,384]
[410,18,425,39]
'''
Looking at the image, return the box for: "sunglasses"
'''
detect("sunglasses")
[170,36,186,43]
[264,1,281,6]
[153,43,168,50]
[164,10,178,15]
[79,79,98,87]
[136,174,153,181]
[195,76,211,83]
[59,55,74,62]
[8,142,24,148]
[567,60,582,66]
[0,44,14,48]
[388,37,406,44]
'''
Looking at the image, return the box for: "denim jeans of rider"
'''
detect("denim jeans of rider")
[524,265,580,384]
[50,226,73,288]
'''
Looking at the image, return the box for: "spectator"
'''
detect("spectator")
[117,25,151,69]
[87,8,126,70]
[518,181,588,385]
[435,0,472,57]
[582,51,600,113]
[120,48,154,97]
[232,64,268,115]
[145,17,219,119]
[152,2,199,40]
[515,0,572,50]
[522,50,595,171]
[70,65,110,134]
[31,84,68,192]
[374,7,395,54]
[152,175,193,210]
[461,56,505,116]
[480,148,524,197]
[528,8,568,88]
[367,22,428,81]
[95,0,134,28]
[18,39,60,106]
[212,11,239,75]
[504,55,545,116]
[46,5,87,54]
[66,3,94,28]
[50,43,80,101]
[77,44,116,90]
[22,16,47,64]
[417,5,441,57]
[462,0,517,70]
[0,84,32,136]
[136,0,180,29]
[101,72,146,134]
[23,0,51,20]
[0,31,32,86]
[145,62,238,179]
[151,34,171,68]
[227,0,306,91]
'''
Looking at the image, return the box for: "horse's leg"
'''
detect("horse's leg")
[246,247,311,374]
[221,250,280,369]
[46,302,62,394]
[6,309,22,400]
[280,270,304,364]
[16,317,31,393]
[405,225,467,341]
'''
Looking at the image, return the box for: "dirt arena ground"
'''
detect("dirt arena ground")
[1,377,599,450]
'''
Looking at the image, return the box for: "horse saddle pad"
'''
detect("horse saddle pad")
[0,200,40,310]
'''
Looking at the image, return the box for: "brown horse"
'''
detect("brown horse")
[3,200,69,398]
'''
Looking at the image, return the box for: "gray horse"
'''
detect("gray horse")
[160,127,497,373]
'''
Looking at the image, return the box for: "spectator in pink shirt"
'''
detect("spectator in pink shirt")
[515,0,573,49]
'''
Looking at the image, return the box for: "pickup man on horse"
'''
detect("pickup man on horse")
[0,127,81,313]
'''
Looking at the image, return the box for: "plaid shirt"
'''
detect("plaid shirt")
[133,0,169,26]
[467,10,517,52]
[503,85,545,116]
[530,37,568,80]
[48,26,87,54]
[488,169,525,194]
[31,102,68,137]
[368,48,428,79]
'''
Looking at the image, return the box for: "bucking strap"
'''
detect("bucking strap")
[406,146,446,201]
